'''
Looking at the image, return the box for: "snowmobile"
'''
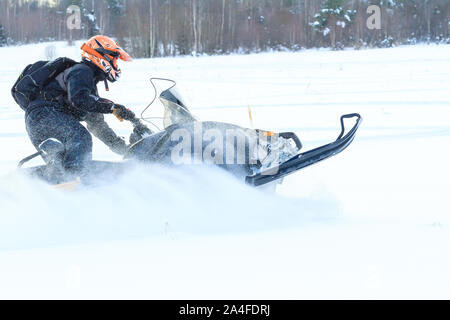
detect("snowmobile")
[18,78,362,188]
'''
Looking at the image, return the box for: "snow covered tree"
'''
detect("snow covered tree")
[0,0,448,55]
[0,23,7,47]
[310,0,356,49]
[104,0,123,35]
[84,10,99,38]
[105,0,122,15]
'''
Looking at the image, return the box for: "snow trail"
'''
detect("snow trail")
[0,164,339,250]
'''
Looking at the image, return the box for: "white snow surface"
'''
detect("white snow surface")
[0,42,449,299]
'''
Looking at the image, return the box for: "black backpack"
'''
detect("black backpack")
[11,57,77,111]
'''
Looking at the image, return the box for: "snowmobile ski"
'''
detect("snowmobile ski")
[245,113,362,187]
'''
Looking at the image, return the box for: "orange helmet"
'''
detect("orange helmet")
[81,35,132,82]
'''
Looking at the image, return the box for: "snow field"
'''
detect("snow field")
[0,42,449,298]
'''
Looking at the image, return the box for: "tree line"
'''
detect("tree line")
[0,0,449,57]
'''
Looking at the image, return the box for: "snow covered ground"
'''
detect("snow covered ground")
[0,42,449,299]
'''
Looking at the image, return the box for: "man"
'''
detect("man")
[12,35,137,174]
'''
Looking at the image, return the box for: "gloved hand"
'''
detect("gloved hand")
[109,136,129,155]
[134,122,153,137]
[130,123,153,145]
[112,104,135,121]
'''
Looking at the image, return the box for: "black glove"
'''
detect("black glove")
[109,136,129,155]
[134,122,153,136]
[129,123,153,145]
[112,104,135,121]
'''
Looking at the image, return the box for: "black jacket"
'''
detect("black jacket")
[31,60,127,155]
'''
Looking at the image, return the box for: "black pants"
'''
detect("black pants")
[25,105,92,172]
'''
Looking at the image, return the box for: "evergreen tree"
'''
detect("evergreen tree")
[310,0,356,49]
[105,0,123,35]
[84,9,99,38]
[105,0,122,15]
[0,23,7,47]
